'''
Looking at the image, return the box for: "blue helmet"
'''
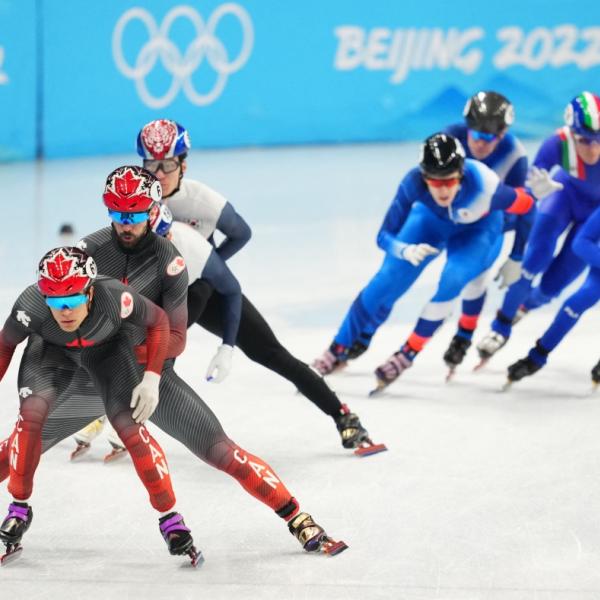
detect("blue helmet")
[137,119,191,159]
[148,202,173,237]
[564,92,600,140]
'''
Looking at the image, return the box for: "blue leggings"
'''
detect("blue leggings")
[529,267,600,366]
[334,203,503,347]
[493,213,587,337]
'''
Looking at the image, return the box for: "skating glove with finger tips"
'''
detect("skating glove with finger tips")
[494,258,522,289]
[206,344,234,383]
[526,166,563,200]
[130,371,161,423]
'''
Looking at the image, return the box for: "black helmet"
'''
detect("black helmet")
[463,91,514,134]
[420,133,465,178]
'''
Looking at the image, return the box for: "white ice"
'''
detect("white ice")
[1,142,599,600]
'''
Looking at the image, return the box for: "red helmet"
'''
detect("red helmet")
[137,119,191,159]
[102,166,162,212]
[38,247,97,296]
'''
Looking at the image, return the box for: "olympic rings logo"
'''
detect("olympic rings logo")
[112,3,253,108]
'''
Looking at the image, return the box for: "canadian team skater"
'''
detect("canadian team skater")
[136,119,384,455]
[313,133,534,394]
[0,167,348,558]
[70,201,244,461]
[476,91,600,365]
[0,247,200,565]
[504,202,600,388]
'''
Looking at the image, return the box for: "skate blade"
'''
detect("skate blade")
[445,367,456,383]
[500,379,513,392]
[70,444,91,461]
[354,439,388,457]
[103,448,127,463]
[473,358,489,372]
[188,547,204,568]
[1,544,23,566]
[592,382,599,394]
[368,380,389,397]
[321,537,348,557]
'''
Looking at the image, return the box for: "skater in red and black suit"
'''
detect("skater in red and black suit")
[0,246,200,564]
[0,167,347,558]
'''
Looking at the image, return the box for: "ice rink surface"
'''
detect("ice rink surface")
[1,141,600,599]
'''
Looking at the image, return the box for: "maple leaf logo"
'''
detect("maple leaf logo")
[114,170,141,197]
[47,252,73,279]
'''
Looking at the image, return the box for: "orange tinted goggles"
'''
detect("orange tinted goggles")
[424,176,461,188]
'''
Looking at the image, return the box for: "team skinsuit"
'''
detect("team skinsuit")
[0,247,199,561]
[137,118,373,451]
[476,92,600,363]
[0,167,347,556]
[506,202,600,383]
[313,133,534,392]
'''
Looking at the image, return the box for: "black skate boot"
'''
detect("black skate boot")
[443,335,471,381]
[0,501,33,564]
[287,512,348,556]
[506,357,541,387]
[159,512,203,567]
[334,404,387,457]
[592,359,600,390]
[347,340,368,360]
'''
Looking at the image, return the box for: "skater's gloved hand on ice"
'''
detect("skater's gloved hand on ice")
[494,258,522,289]
[206,344,233,383]
[393,242,439,266]
[130,371,161,423]
[526,166,563,200]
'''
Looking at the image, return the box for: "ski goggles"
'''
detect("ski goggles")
[574,133,600,145]
[108,209,150,225]
[468,129,498,143]
[45,293,88,310]
[143,158,180,174]
[424,176,461,188]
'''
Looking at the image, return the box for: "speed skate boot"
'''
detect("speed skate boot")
[313,342,349,375]
[334,404,387,456]
[592,359,600,390]
[443,335,471,380]
[159,511,203,567]
[505,341,548,389]
[347,340,368,360]
[370,343,416,396]
[287,512,348,556]
[475,331,507,369]
[0,501,33,564]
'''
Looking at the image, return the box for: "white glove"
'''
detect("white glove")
[130,371,161,423]
[400,243,439,266]
[526,166,563,200]
[494,258,522,289]
[206,344,234,383]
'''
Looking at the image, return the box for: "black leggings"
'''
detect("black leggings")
[188,280,342,418]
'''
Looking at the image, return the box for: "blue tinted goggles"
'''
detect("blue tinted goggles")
[45,293,88,310]
[469,129,498,143]
[108,209,149,225]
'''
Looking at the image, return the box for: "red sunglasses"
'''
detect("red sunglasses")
[424,176,461,188]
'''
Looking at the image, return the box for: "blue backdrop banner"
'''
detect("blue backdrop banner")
[0,1,36,160]
[9,1,600,158]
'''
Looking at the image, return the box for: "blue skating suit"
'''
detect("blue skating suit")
[522,203,600,369]
[333,159,533,355]
[355,125,530,349]
[490,126,600,340]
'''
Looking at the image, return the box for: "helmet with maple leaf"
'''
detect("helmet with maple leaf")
[37,247,97,296]
[102,166,162,212]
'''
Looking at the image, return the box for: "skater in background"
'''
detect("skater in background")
[0,247,200,564]
[476,91,600,365]
[505,202,600,386]
[0,167,348,557]
[313,133,534,393]
[137,119,382,454]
